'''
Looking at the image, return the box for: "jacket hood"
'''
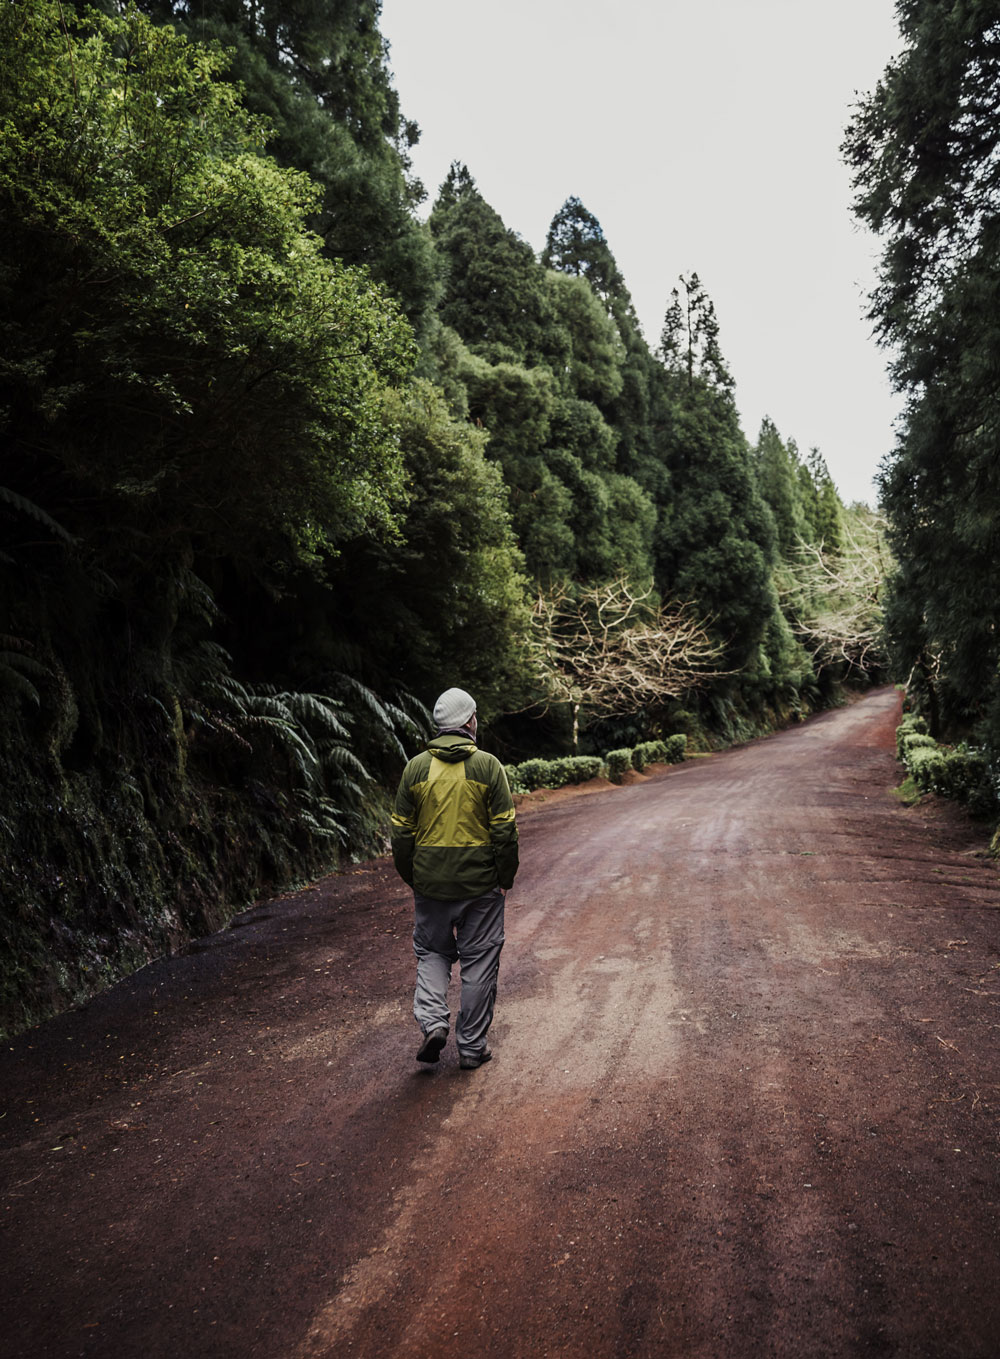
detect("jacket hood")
[427,733,477,763]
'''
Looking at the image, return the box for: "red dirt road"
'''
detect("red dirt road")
[4,688,1000,1358]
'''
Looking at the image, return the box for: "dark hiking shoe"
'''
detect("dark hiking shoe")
[459,1046,492,1070]
[416,1027,448,1064]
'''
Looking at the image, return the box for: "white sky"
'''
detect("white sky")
[380,0,904,506]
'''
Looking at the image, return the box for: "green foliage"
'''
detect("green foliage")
[0,2,430,1033]
[804,449,843,554]
[507,732,692,792]
[0,635,53,709]
[937,747,994,814]
[605,748,634,784]
[897,712,932,759]
[427,171,657,584]
[633,740,668,769]
[665,734,688,763]
[899,711,929,732]
[431,165,558,366]
[898,730,937,761]
[511,759,556,792]
[507,738,685,793]
[0,1,415,572]
[655,397,775,666]
[560,756,605,784]
[896,722,998,818]
[543,198,634,317]
[754,418,809,560]
[904,744,948,792]
[508,754,606,792]
[187,670,400,844]
[544,270,625,405]
[133,0,441,329]
[542,199,672,504]
[629,736,685,766]
[656,276,777,667]
[326,380,533,721]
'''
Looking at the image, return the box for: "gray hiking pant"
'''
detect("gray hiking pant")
[412,886,505,1059]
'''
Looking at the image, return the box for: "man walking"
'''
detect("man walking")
[391,687,519,1070]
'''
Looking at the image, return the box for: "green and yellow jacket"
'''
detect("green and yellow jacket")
[390,734,519,900]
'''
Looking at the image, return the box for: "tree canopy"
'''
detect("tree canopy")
[0,1,414,574]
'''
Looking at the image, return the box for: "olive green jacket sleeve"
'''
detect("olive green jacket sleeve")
[486,757,519,890]
[390,761,418,887]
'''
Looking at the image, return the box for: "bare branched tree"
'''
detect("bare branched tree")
[779,511,890,676]
[526,577,729,747]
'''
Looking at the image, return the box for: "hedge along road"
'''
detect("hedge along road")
[4,688,1000,1359]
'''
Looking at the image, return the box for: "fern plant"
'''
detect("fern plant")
[0,486,76,558]
[0,635,52,708]
[180,648,426,849]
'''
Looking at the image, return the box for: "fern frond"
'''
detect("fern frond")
[208,671,250,706]
[0,666,41,705]
[1,653,52,680]
[295,811,342,840]
[177,569,220,624]
[294,794,349,841]
[383,700,414,728]
[0,486,76,544]
[336,673,396,728]
[383,730,409,759]
[196,641,236,670]
[143,695,172,724]
[325,775,367,802]
[243,695,297,724]
[186,705,254,753]
[276,691,350,739]
[395,689,433,735]
[0,635,33,654]
[320,745,371,781]
[247,715,320,779]
[0,639,53,708]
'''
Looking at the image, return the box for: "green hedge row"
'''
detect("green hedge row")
[631,735,687,770]
[507,735,686,793]
[605,748,632,783]
[508,755,605,794]
[896,714,997,818]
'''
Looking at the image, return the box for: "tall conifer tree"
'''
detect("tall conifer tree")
[430,173,654,581]
[655,277,776,666]
[754,418,808,560]
[542,198,670,509]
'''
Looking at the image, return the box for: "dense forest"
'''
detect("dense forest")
[0,0,916,1034]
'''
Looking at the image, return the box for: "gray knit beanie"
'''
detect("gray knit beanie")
[433,687,476,731]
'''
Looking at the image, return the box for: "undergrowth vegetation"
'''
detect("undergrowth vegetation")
[896,712,999,822]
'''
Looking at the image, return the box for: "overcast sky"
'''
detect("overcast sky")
[379,0,904,506]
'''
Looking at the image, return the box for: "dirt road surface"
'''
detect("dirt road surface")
[4,688,1000,1358]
